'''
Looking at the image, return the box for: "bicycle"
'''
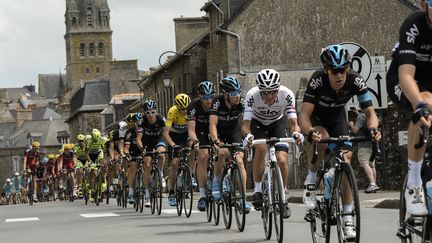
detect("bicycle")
[144,150,168,215]
[62,168,75,202]
[131,155,145,213]
[116,155,128,208]
[92,163,105,206]
[81,165,90,205]
[306,135,378,243]
[199,145,220,225]
[219,143,247,232]
[249,137,297,243]
[397,127,432,243]
[173,145,194,218]
[25,170,35,206]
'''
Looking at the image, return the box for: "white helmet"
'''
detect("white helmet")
[14,172,19,176]
[256,69,281,91]
[6,178,11,183]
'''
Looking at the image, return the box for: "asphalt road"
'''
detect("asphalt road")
[0,198,401,243]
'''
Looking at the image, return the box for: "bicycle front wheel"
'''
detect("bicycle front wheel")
[150,167,163,215]
[334,163,361,243]
[308,173,331,243]
[95,174,102,206]
[221,168,232,229]
[183,166,193,218]
[233,166,246,232]
[206,168,213,223]
[175,171,183,216]
[272,166,284,243]
[262,173,272,240]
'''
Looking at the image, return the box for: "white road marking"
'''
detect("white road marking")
[80,213,119,218]
[161,209,201,214]
[363,198,396,203]
[5,217,39,223]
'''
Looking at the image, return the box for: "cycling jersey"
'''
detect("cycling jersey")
[118,121,128,139]
[210,94,244,130]
[73,144,87,162]
[86,139,104,154]
[125,126,140,157]
[24,149,40,172]
[137,115,165,137]
[387,11,432,110]
[244,85,297,125]
[61,151,75,170]
[303,69,372,122]
[187,98,210,130]
[166,105,188,134]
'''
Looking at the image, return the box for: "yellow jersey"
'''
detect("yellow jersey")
[165,105,188,133]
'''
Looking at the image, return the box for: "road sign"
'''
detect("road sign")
[340,42,372,82]
[341,42,387,109]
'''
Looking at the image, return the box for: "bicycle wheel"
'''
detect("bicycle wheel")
[334,163,361,243]
[232,165,246,232]
[134,170,143,213]
[95,173,102,206]
[221,167,232,229]
[151,167,163,215]
[272,166,284,243]
[183,165,193,218]
[262,172,272,240]
[28,178,34,206]
[423,216,432,242]
[106,181,110,205]
[68,176,74,202]
[175,171,183,216]
[123,173,128,208]
[309,174,331,243]
[83,177,89,205]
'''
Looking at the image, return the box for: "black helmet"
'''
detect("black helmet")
[320,44,351,70]
[220,76,241,94]
[197,81,215,95]
[142,99,156,111]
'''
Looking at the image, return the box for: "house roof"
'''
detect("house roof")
[1,119,69,148]
[0,87,40,102]
[32,107,62,120]
[38,74,67,98]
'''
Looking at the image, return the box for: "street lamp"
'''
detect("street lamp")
[158,51,182,89]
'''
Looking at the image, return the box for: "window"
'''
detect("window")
[98,42,104,56]
[89,42,95,56]
[80,43,86,57]
[86,67,90,74]
[72,17,77,26]
[96,66,100,74]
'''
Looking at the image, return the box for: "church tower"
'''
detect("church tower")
[64,0,112,91]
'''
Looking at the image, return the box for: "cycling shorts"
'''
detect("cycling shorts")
[250,118,288,153]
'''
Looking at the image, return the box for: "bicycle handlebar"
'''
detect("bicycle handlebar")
[251,137,296,145]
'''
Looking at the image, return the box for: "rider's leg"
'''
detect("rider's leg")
[197,148,209,198]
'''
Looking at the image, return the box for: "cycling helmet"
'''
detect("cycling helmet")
[220,76,241,94]
[256,69,281,91]
[91,128,101,141]
[77,134,85,142]
[42,157,49,163]
[142,99,157,111]
[197,81,215,95]
[32,141,40,148]
[85,134,92,141]
[133,112,143,122]
[48,154,55,160]
[126,113,135,123]
[14,172,19,177]
[174,93,191,109]
[55,154,60,159]
[64,143,74,150]
[6,178,11,183]
[320,44,351,70]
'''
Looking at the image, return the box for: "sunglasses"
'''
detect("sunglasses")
[202,94,215,100]
[327,66,349,75]
[229,90,241,97]
[78,140,85,143]
[261,90,278,96]
[145,110,157,115]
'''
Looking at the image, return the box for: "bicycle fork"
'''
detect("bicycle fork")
[264,146,286,212]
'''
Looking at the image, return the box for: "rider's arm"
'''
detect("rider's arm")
[163,126,175,147]
[299,102,315,134]
[73,154,77,167]
[22,156,27,172]
[362,106,380,130]
[241,119,251,136]
[109,141,115,160]
[187,120,198,143]
[136,131,144,151]
[399,64,422,110]
[209,114,219,142]
[288,117,301,134]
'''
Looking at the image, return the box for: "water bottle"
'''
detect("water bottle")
[223,169,231,192]
[426,180,432,215]
[323,168,335,201]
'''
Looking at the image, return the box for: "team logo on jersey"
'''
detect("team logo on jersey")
[354,77,366,91]
[212,100,220,110]
[309,77,322,89]
[190,108,196,117]
[285,95,293,106]
[246,96,255,107]
[406,24,419,44]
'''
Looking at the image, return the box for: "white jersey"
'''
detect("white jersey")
[118,121,128,139]
[243,86,297,126]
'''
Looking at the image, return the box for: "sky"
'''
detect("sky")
[0,0,206,89]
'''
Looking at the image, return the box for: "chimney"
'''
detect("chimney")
[23,84,35,93]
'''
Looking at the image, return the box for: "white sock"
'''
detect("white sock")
[145,189,150,198]
[370,182,377,186]
[407,159,423,189]
[305,170,317,185]
[343,204,353,222]
[254,182,262,193]
[128,187,134,195]
[199,187,206,198]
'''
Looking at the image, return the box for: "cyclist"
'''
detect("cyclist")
[242,69,303,218]
[163,93,191,207]
[124,112,143,204]
[386,0,432,216]
[188,81,215,211]
[300,44,381,238]
[22,141,41,202]
[59,143,77,197]
[12,172,26,203]
[3,178,13,204]
[86,129,106,202]
[210,76,251,213]
[136,100,167,207]
[45,154,57,198]
[73,134,87,197]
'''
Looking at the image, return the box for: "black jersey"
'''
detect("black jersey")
[137,115,165,137]
[210,94,244,129]
[388,11,432,88]
[187,98,210,130]
[303,69,372,122]
[109,130,120,142]
[124,127,138,146]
